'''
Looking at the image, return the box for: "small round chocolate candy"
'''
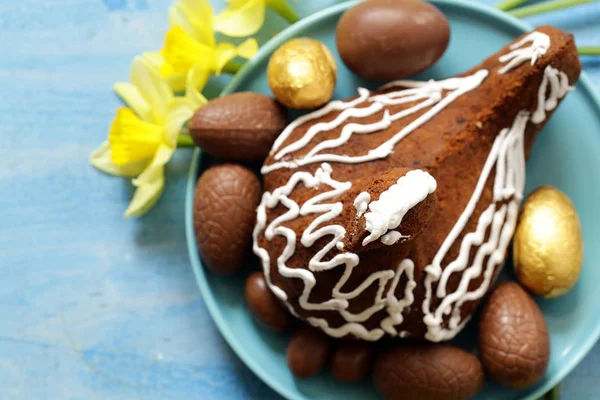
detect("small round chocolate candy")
[331,341,374,382]
[245,271,291,332]
[287,326,332,378]
[336,0,450,80]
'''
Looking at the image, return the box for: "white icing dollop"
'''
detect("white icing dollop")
[362,170,437,246]
[380,231,406,246]
[353,192,371,219]
[498,31,551,74]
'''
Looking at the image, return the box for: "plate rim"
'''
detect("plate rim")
[185,1,600,399]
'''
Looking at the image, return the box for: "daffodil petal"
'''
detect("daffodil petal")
[125,172,164,218]
[167,74,188,93]
[164,98,195,145]
[214,43,238,74]
[143,52,188,93]
[169,3,198,39]
[163,26,216,76]
[214,0,266,37]
[134,145,175,185]
[130,57,173,124]
[186,64,210,109]
[183,0,214,15]
[89,141,149,177]
[125,145,175,218]
[170,0,215,46]
[142,51,164,69]
[192,24,216,50]
[187,63,210,92]
[214,39,258,73]
[182,0,214,28]
[113,82,153,122]
[236,38,259,59]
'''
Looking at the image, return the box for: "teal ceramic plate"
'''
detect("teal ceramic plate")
[186,1,600,399]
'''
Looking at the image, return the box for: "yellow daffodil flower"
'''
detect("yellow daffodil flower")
[146,0,259,92]
[162,25,258,77]
[214,0,299,37]
[90,57,206,218]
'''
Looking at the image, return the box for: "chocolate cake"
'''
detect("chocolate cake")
[253,26,581,341]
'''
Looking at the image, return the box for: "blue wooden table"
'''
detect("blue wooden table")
[0,0,598,399]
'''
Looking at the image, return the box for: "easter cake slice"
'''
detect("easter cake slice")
[253,26,581,341]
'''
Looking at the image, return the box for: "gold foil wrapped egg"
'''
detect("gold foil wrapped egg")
[513,185,583,298]
[267,38,337,109]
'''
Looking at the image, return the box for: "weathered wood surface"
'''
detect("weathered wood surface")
[0,0,598,398]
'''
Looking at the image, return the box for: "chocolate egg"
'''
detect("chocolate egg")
[479,282,550,389]
[373,344,484,400]
[336,0,450,80]
[287,326,332,378]
[245,271,292,331]
[193,164,261,274]
[513,186,583,298]
[331,341,374,382]
[189,92,288,162]
[268,38,337,109]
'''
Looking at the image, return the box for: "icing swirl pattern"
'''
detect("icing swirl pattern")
[253,29,575,341]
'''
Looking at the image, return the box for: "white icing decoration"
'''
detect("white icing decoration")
[253,164,353,311]
[421,111,529,342]
[353,192,371,219]
[307,317,385,341]
[254,39,572,341]
[270,88,371,155]
[274,102,385,161]
[498,31,551,74]
[261,70,489,174]
[381,259,416,335]
[308,258,417,341]
[362,170,437,246]
[253,164,409,338]
[380,231,405,246]
[532,66,573,124]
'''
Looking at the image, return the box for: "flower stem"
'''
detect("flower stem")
[496,0,529,12]
[578,46,600,56]
[509,0,596,18]
[543,384,560,400]
[267,0,300,24]
[177,134,195,148]
[222,60,243,74]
